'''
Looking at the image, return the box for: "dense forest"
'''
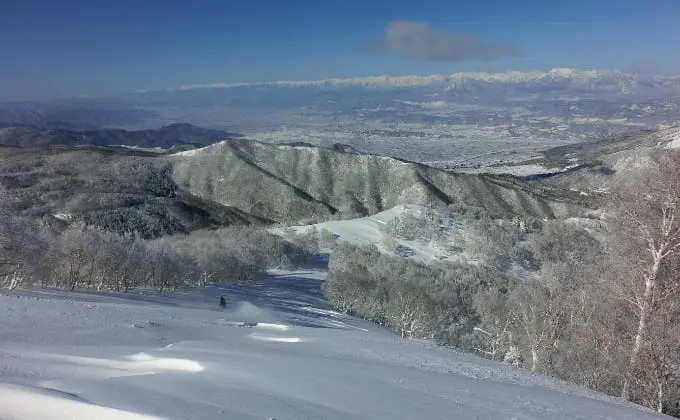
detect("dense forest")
[323,152,680,415]
[0,200,318,293]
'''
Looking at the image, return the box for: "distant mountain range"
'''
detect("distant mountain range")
[0,123,241,149]
[115,68,680,164]
[2,68,680,165]
[0,101,155,130]
[135,68,680,96]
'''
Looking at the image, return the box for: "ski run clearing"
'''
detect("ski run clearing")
[0,264,668,420]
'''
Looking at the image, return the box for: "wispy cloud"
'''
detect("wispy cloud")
[365,20,522,62]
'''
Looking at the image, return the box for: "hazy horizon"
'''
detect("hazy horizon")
[2,0,680,101]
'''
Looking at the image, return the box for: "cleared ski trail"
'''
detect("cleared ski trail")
[0,259,669,419]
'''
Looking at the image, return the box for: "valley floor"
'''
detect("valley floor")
[0,260,668,420]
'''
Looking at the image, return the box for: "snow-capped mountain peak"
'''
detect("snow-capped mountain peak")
[133,68,677,94]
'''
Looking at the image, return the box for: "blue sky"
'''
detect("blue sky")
[1,0,679,101]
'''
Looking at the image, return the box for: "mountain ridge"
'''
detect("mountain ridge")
[170,138,588,224]
[134,67,680,95]
[0,123,241,149]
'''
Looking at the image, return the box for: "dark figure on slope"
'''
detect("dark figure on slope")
[219,296,226,309]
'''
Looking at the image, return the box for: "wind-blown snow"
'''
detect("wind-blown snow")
[0,268,665,419]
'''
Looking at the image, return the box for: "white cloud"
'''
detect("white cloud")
[365,20,523,62]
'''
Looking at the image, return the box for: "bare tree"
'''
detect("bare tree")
[508,278,565,373]
[146,240,182,293]
[0,216,26,289]
[608,152,680,408]
[0,190,48,289]
[470,290,515,362]
[324,264,372,314]
[387,283,436,339]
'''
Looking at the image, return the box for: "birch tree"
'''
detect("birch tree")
[0,205,48,289]
[471,290,515,362]
[609,152,680,408]
[387,283,436,339]
[508,278,565,373]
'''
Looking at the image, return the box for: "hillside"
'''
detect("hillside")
[170,139,588,224]
[0,137,591,238]
[517,126,680,194]
[2,128,680,417]
[0,101,154,130]
[0,268,667,420]
[0,123,240,149]
[6,127,671,237]
[0,146,265,238]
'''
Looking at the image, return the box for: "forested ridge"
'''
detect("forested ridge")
[323,151,680,415]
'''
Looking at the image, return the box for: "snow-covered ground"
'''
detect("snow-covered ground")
[0,264,667,419]
[112,145,168,153]
[662,127,680,149]
[270,204,472,263]
[452,162,561,176]
[173,141,229,157]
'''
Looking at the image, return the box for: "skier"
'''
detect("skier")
[219,296,226,309]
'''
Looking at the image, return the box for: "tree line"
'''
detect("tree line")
[1,206,317,294]
[323,151,680,416]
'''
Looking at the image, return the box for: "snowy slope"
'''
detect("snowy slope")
[0,267,668,420]
[662,127,680,149]
[269,204,470,263]
[270,204,419,248]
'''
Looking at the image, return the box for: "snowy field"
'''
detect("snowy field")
[0,262,667,420]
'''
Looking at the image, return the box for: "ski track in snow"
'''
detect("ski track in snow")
[0,266,668,420]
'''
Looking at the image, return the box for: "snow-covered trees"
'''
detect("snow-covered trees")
[324,243,477,341]
[469,290,514,361]
[388,284,436,338]
[1,219,314,294]
[324,264,373,314]
[325,151,680,415]
[0,194,49,290]
[606,152,680,411]
[508,279,562,372]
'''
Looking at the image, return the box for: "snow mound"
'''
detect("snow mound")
[32,352,204,378]
[0,384,169,420]
[248,334,302,343]
[124,353,204,373]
